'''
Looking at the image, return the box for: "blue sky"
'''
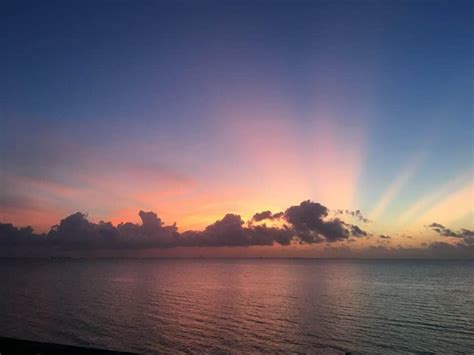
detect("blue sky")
[1,0,473,249]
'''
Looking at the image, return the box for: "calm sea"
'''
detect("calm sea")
[0,259,473,354]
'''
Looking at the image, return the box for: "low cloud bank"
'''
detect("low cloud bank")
[1,200,360,249]
[427,223,474,245]
[1,200,473,258]
[319,242,474,259]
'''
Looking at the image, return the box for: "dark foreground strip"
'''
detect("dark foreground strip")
[0,336,136,355]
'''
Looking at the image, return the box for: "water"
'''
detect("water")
[0,259,473,354]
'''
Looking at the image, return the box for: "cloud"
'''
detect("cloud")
[251,210,283,222]
[47,211,180,249]
[427,222,474,245]
[284,200,350,242]
[0,200,473,259]
[3,199,352,250]
[181,214,294,247]
[250,225,294,246]
[181,214,268,247]
[350,224,368,237]
[0,222,45,247]
[48,213,110,248]
[335,209,370,223]
[419,242,474,259]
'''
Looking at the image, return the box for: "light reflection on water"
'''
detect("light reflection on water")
[1,259,473,354]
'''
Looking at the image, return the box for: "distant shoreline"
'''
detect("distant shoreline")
[0,256,472,261]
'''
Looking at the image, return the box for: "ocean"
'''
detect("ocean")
[0,259,473,354]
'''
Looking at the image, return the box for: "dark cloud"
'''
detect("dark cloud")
[180,214,294,247]
[422,242,473,259]
[47,211,180,249]
[335,209,370,223]
[2,200,351,250]
[1,201,473,259]
[460,229,474,238]
[252,210,283,222]
[284,200,350,242]
[181,214,261,247]
[350,225,368,237]
[428,223,474,245]
[249,225,294,246]
[429,222,444,229]
[203,214,250,246]
[252,210,273,222]
[48,213,112,249]
[317,218,350,242]
[0,222,45,247]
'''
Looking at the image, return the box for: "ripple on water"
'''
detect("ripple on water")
[0,259,473,354]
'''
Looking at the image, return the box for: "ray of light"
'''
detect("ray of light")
[209,99,367,214]
[396,170,473,227]
[412,181,474,227]
[369,152,425,221]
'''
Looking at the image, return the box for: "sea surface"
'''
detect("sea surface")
[0,259,473,354]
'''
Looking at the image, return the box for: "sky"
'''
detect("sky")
[1,0,473,257]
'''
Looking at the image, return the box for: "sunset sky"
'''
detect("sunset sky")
[1,0,473,256]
